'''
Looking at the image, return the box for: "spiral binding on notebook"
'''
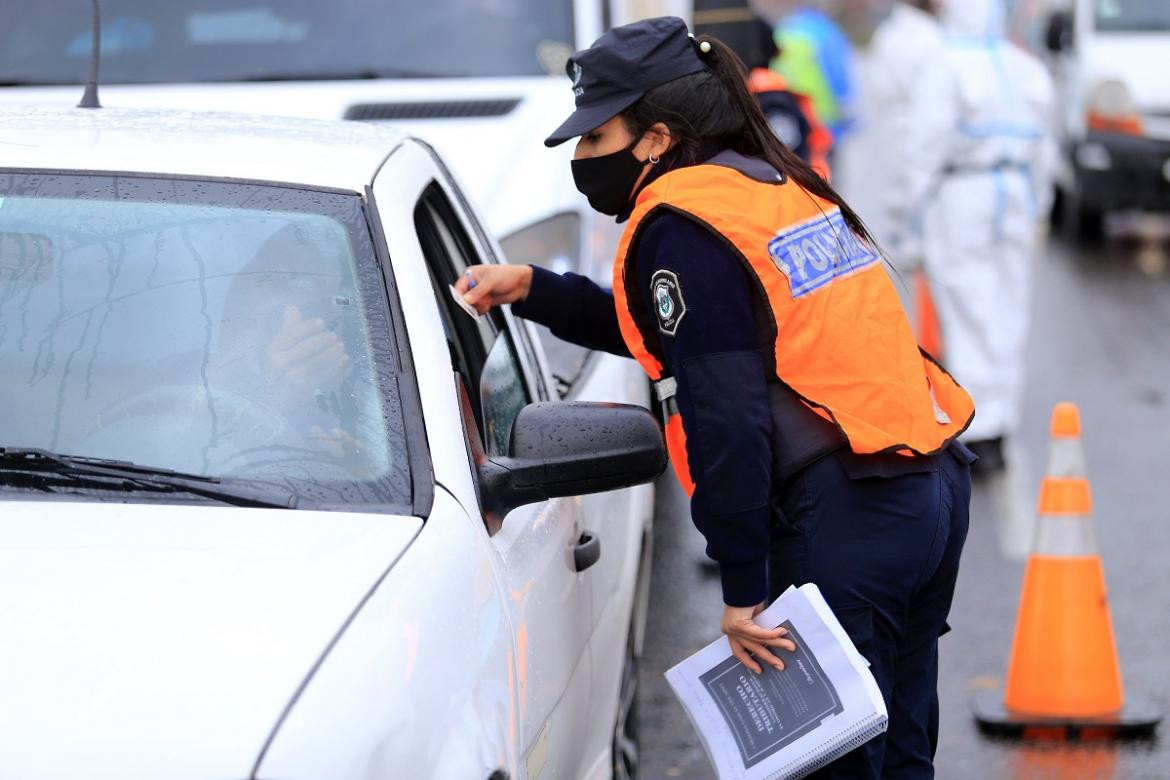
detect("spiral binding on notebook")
[765,714,888,780]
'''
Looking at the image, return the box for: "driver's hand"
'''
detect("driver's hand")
[454,265,533,315]
[265,305,349,388]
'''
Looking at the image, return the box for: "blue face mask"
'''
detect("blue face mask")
[570,138,649,216]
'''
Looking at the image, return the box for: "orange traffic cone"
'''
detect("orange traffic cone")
[972,403,1161,738]
[915,271,943,360]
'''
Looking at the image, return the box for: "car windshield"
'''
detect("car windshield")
[0,173,412,509]
[1095,0,1170,31]
[0,0,575,84]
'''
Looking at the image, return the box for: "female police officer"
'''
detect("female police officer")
[456,17,975,778]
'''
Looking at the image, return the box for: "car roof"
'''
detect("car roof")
[0,105,407,191]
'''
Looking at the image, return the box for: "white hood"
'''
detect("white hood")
[0,77,584,240]
[0,501,421,780]
[375,81,582,239]
[941,0,1006,37]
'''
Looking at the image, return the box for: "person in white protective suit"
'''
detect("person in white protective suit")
[867,0,947,274]
[917,0,1055,474]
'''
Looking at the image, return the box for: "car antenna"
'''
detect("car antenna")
[77,0,102,108]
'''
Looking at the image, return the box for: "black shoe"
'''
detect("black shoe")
[966,437,1006,477]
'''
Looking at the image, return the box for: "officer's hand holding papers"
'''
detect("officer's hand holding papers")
[666,584,888,780]
[721,603,797,674]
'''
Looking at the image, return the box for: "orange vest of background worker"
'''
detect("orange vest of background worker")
[611,152,974,494]
[746,67,833,180]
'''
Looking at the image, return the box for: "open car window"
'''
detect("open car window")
[412,184,530,458]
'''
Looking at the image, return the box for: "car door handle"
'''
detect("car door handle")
[573,531,601,572]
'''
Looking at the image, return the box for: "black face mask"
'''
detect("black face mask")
[571,139,650,216]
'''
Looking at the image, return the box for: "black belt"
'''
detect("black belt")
[767,381,846,482]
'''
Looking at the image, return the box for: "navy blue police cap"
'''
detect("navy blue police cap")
[544,16,707,147]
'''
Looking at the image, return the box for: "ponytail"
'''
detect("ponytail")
[620,33,877,249]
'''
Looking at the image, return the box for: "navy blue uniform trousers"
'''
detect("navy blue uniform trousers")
[768,445,973,779]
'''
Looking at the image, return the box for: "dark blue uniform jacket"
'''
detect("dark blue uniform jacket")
[513,154,936,607]
[516,212,779,605]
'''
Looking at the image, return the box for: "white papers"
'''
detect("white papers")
[665,584,887,780]
[448,283,481,319]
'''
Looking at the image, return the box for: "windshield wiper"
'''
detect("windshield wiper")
[0,447,297,509]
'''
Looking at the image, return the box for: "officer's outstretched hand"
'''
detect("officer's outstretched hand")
[722,603,798,675]
[454,264,533,315]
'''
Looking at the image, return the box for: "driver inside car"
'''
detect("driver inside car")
[213,222,378,475]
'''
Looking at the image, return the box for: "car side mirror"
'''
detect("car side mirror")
[1044,10,1073,54]
[478,401,667,521]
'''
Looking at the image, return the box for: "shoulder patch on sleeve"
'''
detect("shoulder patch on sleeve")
[651,269,687,336]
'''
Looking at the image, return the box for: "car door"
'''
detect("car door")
[372,142,595,779]
[426,147,656,774]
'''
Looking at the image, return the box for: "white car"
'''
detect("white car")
[1018,0,1170,238]
[0,106,664,780]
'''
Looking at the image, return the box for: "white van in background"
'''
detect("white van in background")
[1025,0,1170,239]
[0,0,689,390]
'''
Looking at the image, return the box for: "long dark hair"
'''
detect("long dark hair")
[620,34,875,246]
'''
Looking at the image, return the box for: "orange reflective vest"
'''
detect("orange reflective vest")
[747,67,833,181]
[613,158,974,495]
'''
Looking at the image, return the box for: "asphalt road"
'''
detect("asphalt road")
[634,223,1170,778]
